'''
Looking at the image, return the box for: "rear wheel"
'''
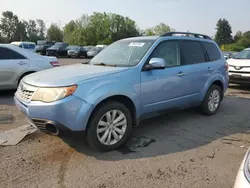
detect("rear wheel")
[201,85,222,115]
[86,101,132,151]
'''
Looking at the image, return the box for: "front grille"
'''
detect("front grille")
[229,70,250,74]
[16,82,37,103]
[32,119,47,131]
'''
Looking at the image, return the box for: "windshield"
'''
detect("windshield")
[234,50,250,59]
[90,39,155,66]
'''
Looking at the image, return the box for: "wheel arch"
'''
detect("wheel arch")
[17,71,36,85]
[86,95,138,132]
[202,75,225,101]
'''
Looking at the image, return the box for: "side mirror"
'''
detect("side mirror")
[146,58,166,70]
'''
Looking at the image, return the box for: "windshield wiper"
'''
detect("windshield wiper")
[94,63,116,67]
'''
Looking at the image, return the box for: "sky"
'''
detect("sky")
[1,0,250,37]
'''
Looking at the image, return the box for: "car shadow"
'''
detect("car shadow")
[61,97,250,161]
[0,90,15,106]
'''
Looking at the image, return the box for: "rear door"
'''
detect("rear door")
[0,47,30,88]
[179,40,210,103]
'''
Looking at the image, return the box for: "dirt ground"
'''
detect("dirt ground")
[1,59,250,188]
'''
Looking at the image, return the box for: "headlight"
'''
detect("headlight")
[244,149,250,182]
[32,85,77,103]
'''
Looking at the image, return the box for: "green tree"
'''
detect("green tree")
[63,12,139,46]
[25,20,41,42]
[36,19,46,39]
[63,20,77,44]
[46,23,63,42]
[215,18,233,46]
[0,11,24,42]
[144,23,174,36]
[234,31,243,42]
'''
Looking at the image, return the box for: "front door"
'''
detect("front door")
[140,40,188,115]
[0,47,29,88]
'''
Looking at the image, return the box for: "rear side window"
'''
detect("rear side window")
[180,40,206,65]
[0,47,26,60]
[23,43,36,49]
[203,42,221,61]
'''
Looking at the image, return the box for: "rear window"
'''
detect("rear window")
[203,42,221,61]
[180,40,206,65]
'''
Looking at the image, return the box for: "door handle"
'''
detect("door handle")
[207,67,214,72]
[18,61,27,65]
[177,72,186,77]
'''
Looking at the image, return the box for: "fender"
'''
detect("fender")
[74,78,141,119]
[201,72,226,101]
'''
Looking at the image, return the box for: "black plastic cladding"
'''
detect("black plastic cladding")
[160,32,212,40]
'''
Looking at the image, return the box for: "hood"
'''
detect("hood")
[23,64,129,87]
[227,58,250,67]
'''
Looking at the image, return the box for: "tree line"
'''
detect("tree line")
[215,18,250,51]
[0,11,173,45]
[0,11,249,51]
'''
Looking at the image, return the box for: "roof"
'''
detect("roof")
[121,36,159,41]
[11,41,36,45]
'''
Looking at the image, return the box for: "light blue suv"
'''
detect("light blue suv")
[14,32,229,151]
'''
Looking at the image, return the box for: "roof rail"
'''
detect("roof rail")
[161,32,212,40]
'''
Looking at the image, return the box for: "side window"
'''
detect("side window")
[180,40,206,65]
[0,47,26,60]
[202,42,221,61]
[150,40,180,67]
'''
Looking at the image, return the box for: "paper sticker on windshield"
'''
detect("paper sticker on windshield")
[129,42,145,47]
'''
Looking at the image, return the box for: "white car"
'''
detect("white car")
[228,48,250,84]
[234,148,250,188]
[0,44,59,90]
[11,41,36,52]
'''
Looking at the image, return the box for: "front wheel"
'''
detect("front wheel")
[86,101,132,151]
[201,85,222,115]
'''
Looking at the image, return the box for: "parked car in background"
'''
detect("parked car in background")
[11,42,36,52]
[234,148,250,188]
[222,51,235,60]
[228,48,250,84]
[87,46,104,58]
[46,42,68,57]
[67,45,87,58]
[0,44,59,90]
[14,32,228,151]
[36,40,55,55]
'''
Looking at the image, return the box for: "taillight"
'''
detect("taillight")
[225,62,229,72]
[50,61,60,67]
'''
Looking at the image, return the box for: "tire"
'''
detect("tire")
[201,85,222,116]
[86,101,132,151]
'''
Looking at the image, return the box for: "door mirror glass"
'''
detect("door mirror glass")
[147,58,166,70]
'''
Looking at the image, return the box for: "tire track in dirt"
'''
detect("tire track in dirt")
[57,148,75,188]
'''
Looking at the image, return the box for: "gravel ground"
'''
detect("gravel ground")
[0,58,250,188]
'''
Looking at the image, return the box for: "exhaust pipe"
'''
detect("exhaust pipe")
[45,123,59,136]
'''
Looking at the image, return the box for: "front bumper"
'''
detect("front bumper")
[14,95,94,132]
[229,73,250,84]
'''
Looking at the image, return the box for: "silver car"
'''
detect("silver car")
[0,44,59,90]
[234,148,250,188]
